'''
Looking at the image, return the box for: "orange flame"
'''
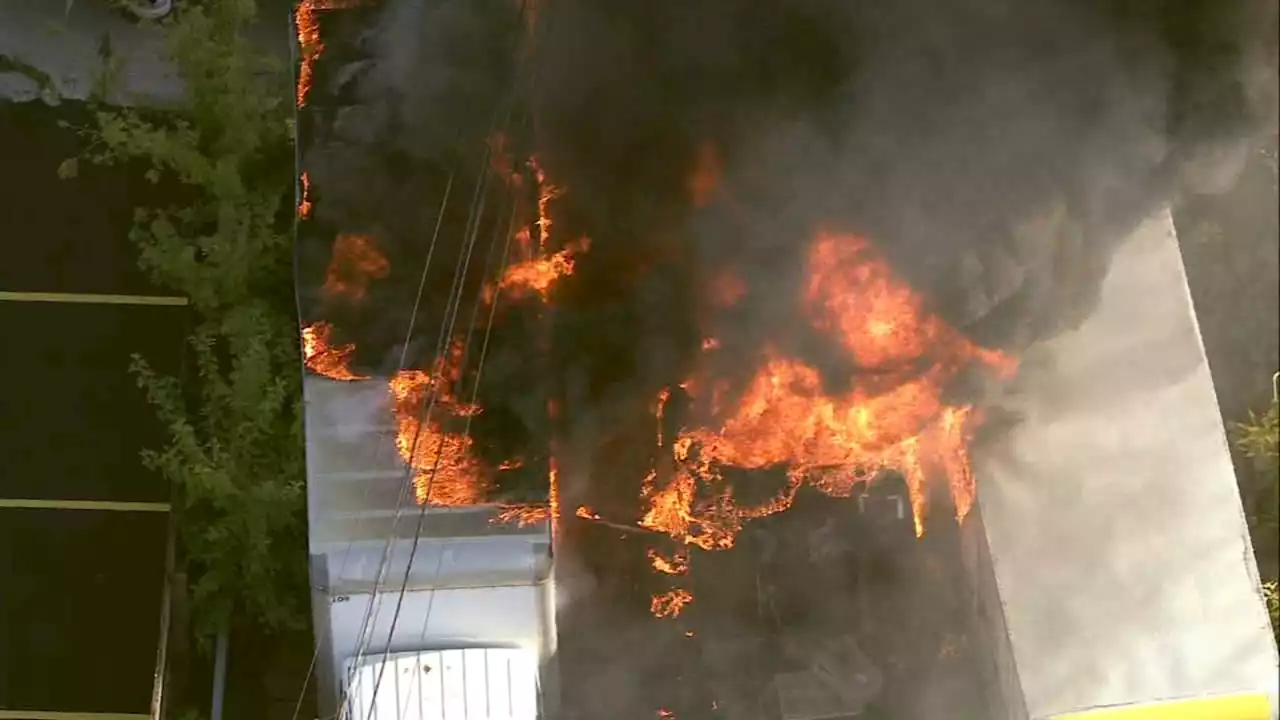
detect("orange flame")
[295,0,364,108]
[529,157,562,253]
[494,504,548,527]
[655,387,671,447]
[688,143,722,207]
[638,232,1015,547]
[388,342,488,507]
[513,226,534,260]
[298,172,313,220]
[295,1,321,108]
[323,233,390,302]
[575,505,601,520]
[492,236,590,302]
[301,321,368,381]
[650,588,694,618]
[709,270,747,308]
[546,457,561,542]
[647,548,689,575]
[489,133,525,188]
[483,157,586,305]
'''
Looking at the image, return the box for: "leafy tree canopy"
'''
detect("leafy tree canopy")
[66,0,306,640]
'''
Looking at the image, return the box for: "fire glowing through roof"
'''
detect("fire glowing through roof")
[295,0,369,109]
[299,155,1016,621]
[638,233,1016,552]
[578,146,1015,619]
[299,149,578,517]
[323,233,391,303]
[297,10,1015,622]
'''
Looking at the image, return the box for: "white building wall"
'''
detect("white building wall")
[304,376,555,713]
[972,210,1279,718]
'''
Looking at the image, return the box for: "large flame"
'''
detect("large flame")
[295,0,367,108]
[294,1,321,108]
[388,342,489,506]
[302,321,368,381]
[386,160,584,515]
[298,172,313,220]
[491,236,591,302]
[639,233,1015,549]
[650,588,694,619]
[648,548,690,575]
[323,233,391,302]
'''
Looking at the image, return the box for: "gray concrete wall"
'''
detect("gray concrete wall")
[973,210,1279,718]
[1176,143,1280,579]
[959,506,1029,720]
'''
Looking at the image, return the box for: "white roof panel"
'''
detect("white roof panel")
[345,648,540,720]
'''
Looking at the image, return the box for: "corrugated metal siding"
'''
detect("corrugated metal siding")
[346,648,539,720]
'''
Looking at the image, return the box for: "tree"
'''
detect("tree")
[68,0,307,640]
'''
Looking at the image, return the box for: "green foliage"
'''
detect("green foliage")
[1236,398,1280,462]
[1234,396,1279,643]
[68,0,305,639]
[1265,581,1280,645]
[1235,397,1280,537]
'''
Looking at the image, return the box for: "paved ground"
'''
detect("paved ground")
[0,99,187,717]
[0,5,311,717]
[0,0,292,104]
[0,0,178,103]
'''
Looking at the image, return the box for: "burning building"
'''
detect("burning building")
[295,0,1278,718]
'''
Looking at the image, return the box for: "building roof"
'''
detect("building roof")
[344,648,540,720]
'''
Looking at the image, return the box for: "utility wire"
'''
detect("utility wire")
[348,0,542,703]
[285,5,459,717]
[340,163,479,698]
[357,136,498,720]
[336,122,499,718]
[394,175,523,720]
[288,175,454,720]
[312,0,541,715]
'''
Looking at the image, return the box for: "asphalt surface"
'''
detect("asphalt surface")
[0,0,293,104]
[0,99,187,716]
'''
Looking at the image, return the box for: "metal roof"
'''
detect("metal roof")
[344,648,540,720]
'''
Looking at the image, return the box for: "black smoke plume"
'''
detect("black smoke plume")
[532,0,1277,389]
[304,0,1276,383]
[296,1,1277,715]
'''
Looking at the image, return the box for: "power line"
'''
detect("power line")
[340,161,481,701]
[288,175,455,720]
[357,136,498,720]
[303,1,541,714]
[393,172,524,720]
[344,0,545,701]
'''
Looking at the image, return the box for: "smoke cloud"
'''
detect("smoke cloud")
[306,0,1277,378]
[532,0,1277,374]
[297,0,1277,715]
